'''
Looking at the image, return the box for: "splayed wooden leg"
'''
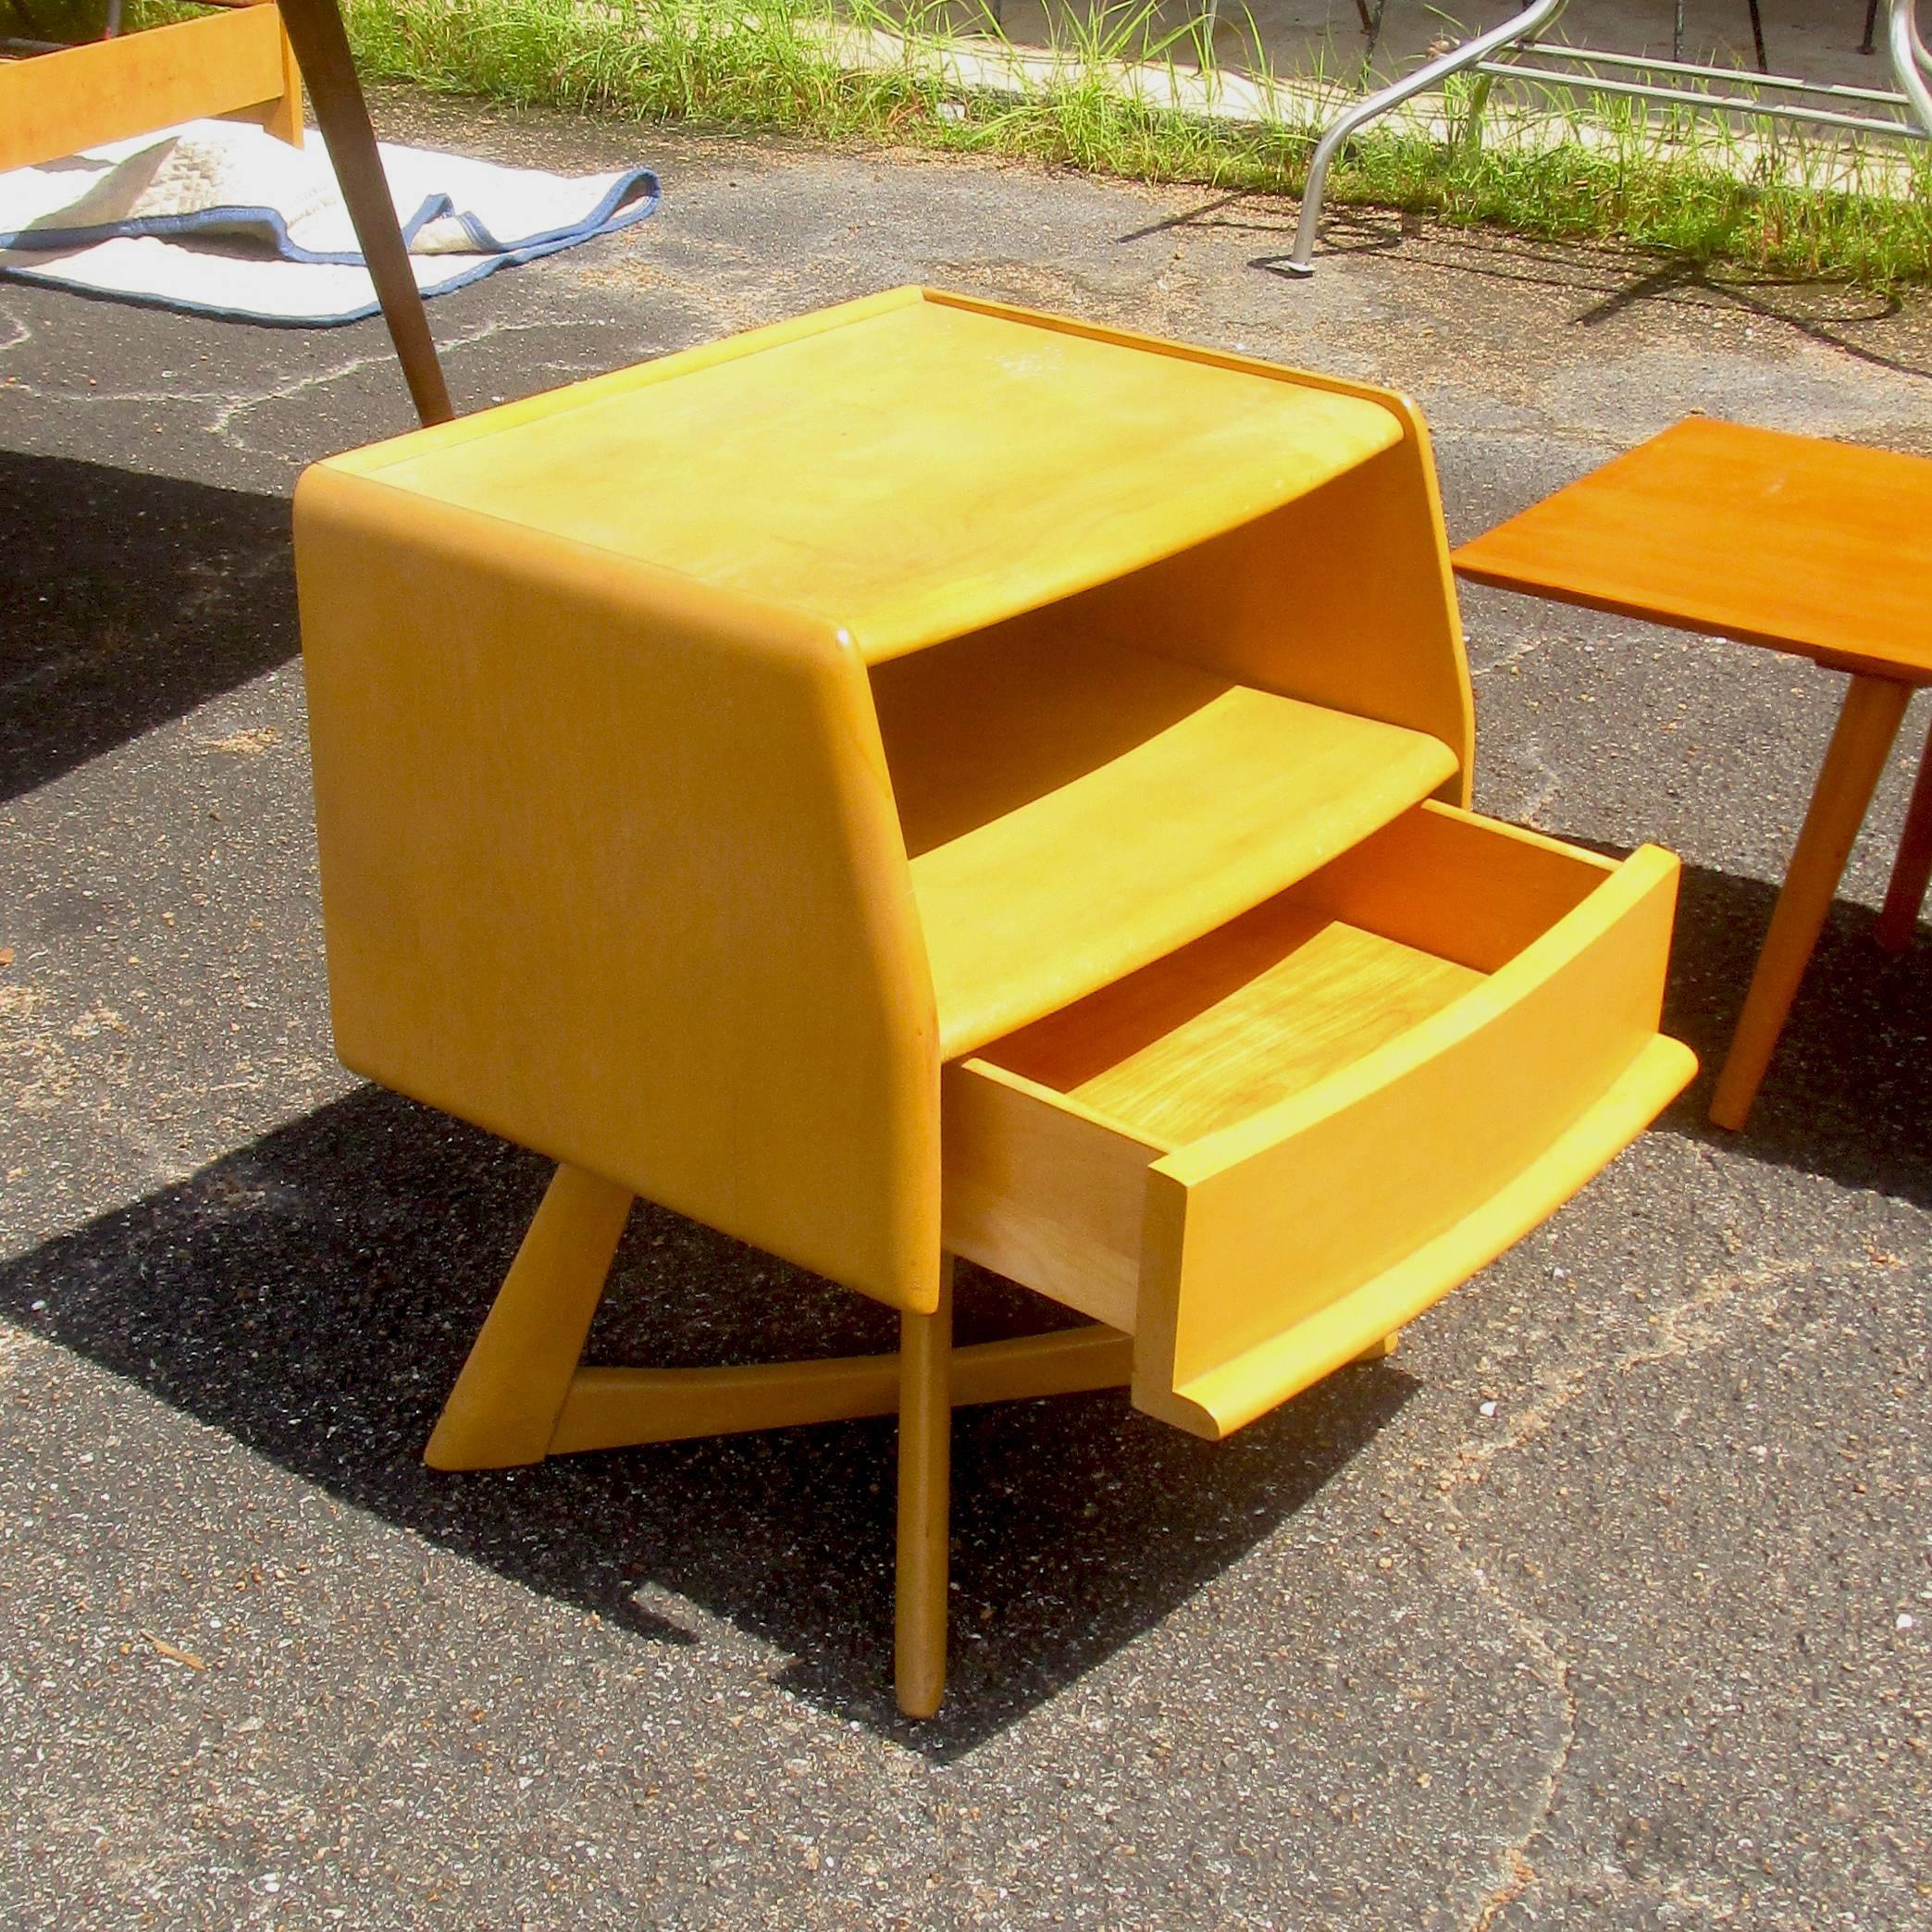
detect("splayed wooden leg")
[1711,674,1910,1130]
[425,1163,633,1471]
[1876,710,1932,952]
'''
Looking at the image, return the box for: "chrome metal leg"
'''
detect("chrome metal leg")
[1285,0,1568,276]
[1892,0,1932,135]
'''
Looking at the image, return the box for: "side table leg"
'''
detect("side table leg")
[1710,675,1913,1131]
[895,1257,954,1720]
[1876,708,1932,952]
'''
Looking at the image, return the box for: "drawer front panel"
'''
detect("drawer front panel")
[1133,842,1688,1438]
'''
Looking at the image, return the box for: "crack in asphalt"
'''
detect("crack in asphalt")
[1440,1240,1902,1931]
[1515,1864,1742,1925]
[0,312,622,473]
[212,313,623,464]
[1468,635,1544,682]
[1507,729,1561,829]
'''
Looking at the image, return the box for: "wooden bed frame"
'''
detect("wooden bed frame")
[0,1,303,174]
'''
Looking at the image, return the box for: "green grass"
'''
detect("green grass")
[136,0,1932,285]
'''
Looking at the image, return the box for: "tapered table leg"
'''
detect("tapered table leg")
[425,1163,634,1470]
[895,1258,953,1720]
[274,0,454,427]
[1876,709,1932,952]
[1710,674,1913,1131]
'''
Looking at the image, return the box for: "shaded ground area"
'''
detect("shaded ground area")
[2,102,1929,1928]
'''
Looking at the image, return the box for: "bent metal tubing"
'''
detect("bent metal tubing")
[1286,0,1932,279]
[1889,0,1932,136]
[1284,0,1568,276]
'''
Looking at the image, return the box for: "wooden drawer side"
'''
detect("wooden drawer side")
[941,1061,1162,1332]
[1295,799,1615,973]
[1133,846,1689,1439]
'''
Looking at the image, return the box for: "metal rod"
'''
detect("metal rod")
[1507,38,1918,106]
[1474,59,1928,138]
[1889,0,1932,134]
[1359,0,1388,69]
[1286,0,1929,280]
[1909,0,1932,77]
[1285,0,1568,275]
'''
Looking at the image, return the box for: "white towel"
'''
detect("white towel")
[0,118,659,324]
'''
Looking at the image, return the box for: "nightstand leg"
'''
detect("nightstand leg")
[425,1163,633,1470]
[1711,675,1912,1131]
[1876,710,1932,952]
[895,1258,954,1720]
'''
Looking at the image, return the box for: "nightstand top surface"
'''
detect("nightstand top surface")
[327,288,1406,660]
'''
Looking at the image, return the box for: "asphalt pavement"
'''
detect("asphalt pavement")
[2,97,1928,1929]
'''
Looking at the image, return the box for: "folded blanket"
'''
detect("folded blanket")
[0,118,660,323]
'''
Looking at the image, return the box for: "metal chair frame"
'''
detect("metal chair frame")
[1285,0,1932,276]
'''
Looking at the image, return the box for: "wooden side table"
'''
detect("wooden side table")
[296,290,1693,1714]
[1453,415,1932,1132]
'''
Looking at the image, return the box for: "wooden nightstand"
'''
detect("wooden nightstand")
[296,288,1694,1715]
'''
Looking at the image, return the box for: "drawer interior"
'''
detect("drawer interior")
[943,799,1689,1429]
[968,800,1616,1147]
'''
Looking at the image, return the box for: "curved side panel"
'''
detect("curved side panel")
[294,465,941,1312]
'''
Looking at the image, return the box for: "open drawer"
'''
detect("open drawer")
[941,802,1696,1440]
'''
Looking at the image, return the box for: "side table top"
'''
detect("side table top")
[319,285,1406,663]
[1450,416,1932,684]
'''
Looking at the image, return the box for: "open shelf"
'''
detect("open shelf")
[873,630,1460,1057]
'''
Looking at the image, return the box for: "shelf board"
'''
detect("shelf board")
[876,637,1459,1057]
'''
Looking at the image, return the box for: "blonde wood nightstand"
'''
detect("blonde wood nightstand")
[297,289,1694,1715]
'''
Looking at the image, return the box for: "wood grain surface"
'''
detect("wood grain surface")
[1452,416,1932,681]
